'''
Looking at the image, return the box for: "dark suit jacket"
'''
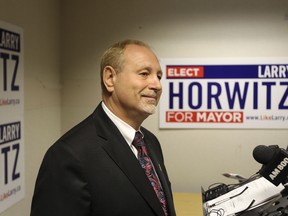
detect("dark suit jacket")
[30,103,176,216]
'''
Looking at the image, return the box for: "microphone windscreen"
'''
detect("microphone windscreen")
[253,145,276,165]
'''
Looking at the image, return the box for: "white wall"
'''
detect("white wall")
[0,0,61,215]
[61,0,288,193]
[0,0,288,215]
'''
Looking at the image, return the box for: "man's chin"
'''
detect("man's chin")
[142,104,156,115]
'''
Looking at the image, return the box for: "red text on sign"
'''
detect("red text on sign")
[166,66,204,78]
[166,111,243,123]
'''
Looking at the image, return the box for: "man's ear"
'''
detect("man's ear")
[103,66,116,93]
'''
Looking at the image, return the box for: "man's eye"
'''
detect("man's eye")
[157,74,162,80]
[140,72,149,77]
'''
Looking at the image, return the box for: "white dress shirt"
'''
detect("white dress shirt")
[101,102,139,158]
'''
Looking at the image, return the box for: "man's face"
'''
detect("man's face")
[112,44,162,120]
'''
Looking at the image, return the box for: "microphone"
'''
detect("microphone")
[253,145,279,165]
[253,145,288,186]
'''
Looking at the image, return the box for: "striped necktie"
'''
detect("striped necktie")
[132,131,168,216]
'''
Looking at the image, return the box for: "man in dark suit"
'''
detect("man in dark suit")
[30,39,176,216]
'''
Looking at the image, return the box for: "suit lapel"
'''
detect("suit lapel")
[93,106,165,216]
[101,135,165,216]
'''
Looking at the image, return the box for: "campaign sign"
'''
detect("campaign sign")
[159,58,288,129]
[0,20,25,212]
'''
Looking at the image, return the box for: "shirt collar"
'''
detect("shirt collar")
[101,102,137,146]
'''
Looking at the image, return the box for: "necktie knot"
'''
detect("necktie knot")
[132,131,145,149]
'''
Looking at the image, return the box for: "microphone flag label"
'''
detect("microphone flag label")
[259,149,288,186]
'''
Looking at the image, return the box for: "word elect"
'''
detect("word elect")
[166,66,204,78]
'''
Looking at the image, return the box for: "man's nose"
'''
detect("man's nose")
[149,75,162,91]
